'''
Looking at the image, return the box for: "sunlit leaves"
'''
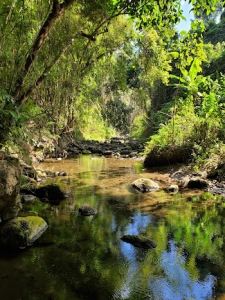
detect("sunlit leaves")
[171,30,207,73]
[110,0,224,31]
[190,0,224,16]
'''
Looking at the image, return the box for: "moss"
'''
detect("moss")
[25,216,46,230]
[0,216,48,248]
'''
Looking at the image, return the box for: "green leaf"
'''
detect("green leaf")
[169,74,187,83]
[180,67,188,78]
[170,51,179,59]
[189,58,200,82]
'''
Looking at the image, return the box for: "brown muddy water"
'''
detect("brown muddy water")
[1,155,225,300]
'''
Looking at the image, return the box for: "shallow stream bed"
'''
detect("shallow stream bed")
[1,155,225,300]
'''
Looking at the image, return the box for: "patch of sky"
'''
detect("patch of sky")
[176,0,194,32]
[125,212,153,235]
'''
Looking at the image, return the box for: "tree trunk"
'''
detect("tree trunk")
[12,0,76,102]
[61,116,76,135]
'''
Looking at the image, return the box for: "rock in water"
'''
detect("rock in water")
[78,204,97,216]
[167,184,179,193]
[0,216,48,249]
[132,178,159,193]
[187,177,208,189]
[121,234,157,249]
[35,184,70,201]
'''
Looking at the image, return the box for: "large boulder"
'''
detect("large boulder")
[0,155,21,221]
[0,216,48,249]
[132,178,159,193]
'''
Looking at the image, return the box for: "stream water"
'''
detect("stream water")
[1,155,225,300]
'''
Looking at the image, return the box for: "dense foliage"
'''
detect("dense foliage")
[1,0,225,169]
[144,6,225,170]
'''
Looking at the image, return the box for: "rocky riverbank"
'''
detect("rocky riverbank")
[25,135,225,198]
[49,136,145,160]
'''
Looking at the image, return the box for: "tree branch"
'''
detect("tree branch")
[17,37,75,105]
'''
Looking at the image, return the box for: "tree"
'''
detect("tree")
[0,0,224,147]
[0,0,125,144]
[203,15,225,44]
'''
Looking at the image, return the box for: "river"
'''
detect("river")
[1,155,225,300]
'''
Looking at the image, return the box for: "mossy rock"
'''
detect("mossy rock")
[121,234,157,249]
[0,216,48,249]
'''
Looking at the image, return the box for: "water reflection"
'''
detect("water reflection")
[150,241,216,300]
[1,155,225,299]
[120,212,154,262]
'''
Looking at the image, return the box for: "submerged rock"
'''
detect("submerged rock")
[132,178,159,193]
[121,234,157,249]
[0,216,48,249]
[78,204,97,216]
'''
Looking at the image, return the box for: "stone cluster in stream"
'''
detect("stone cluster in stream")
[50,137,145,159]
